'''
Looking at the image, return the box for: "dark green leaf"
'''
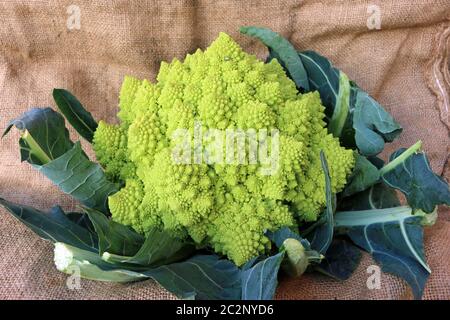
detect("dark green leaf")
[53,89,98,143]
[240,26,309,90]
[103,228,195,268]
[35,142,118,213]
[367,156,385,169]
[270,48,354,145]
[328,72,351,137]
[0,198,97,251]
[334,206,430,299]
[293,49,402,154]
[3,108,73,165]
[352,88,402,156]
[297,51,353,138]
[342,153,380,197]
[240,257,260,271]
[263,32,402,154]
[381,146,450,213]
[339,183,400,211]
[4,108,113,213]
[145,255,242,300]
[241,252,285,300]
[56,244,241,299]
[296,51,340,118]
[308,151,335,254]
[296,50,402,154]
[84,207,144,257]
[315,238,362,280]
[65,212,97,235]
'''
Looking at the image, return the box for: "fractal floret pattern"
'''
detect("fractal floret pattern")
[93,32,354,266]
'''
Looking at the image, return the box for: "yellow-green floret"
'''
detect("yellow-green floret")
[94,32,355,266]
[92,121,135,181]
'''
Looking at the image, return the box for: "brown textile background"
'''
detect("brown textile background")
[0,0,449,300]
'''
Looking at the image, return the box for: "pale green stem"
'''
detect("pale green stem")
[379,140,422,176]
[21,130,51,164]
[329,72,350,138]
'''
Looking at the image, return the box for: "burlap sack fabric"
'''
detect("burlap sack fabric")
[0,0,449,300]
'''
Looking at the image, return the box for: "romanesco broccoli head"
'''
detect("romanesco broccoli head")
[93,32,355,266]
[92,121,135,181]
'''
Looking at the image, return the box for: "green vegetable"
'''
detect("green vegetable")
[352,88,403,156]
[334,206,430,299]
[241,252,285,300]
[240,26,310,91]
[344,140,450,211]
[339,183,401,211]
[328,72,351,137]
[295,51,340,118]
[308,151,335,254]
[3,107,73,165]
[36,142,118,213]
[99,225,195,268]
[2,26,449,300]
[343,153,380,197]
[53,88,98,143]
[380,141,450,212]
[314,239,362,280]
[54,242,241,299]
[92,32,355,266]
[0,197,239,299]
[84,207,145,256]
[268,49,403,156]
[4,108,117,213]
[145,254,242,300]
[0,198,97,252]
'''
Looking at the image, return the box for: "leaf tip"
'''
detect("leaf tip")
[239,26,268,35]
[2,123,13,138]
[239,26,248,33]
[415,140,423,151]
[52,88,63,98]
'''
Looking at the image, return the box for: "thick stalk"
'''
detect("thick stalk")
[329,72,350,138]
[21,130,51,164]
